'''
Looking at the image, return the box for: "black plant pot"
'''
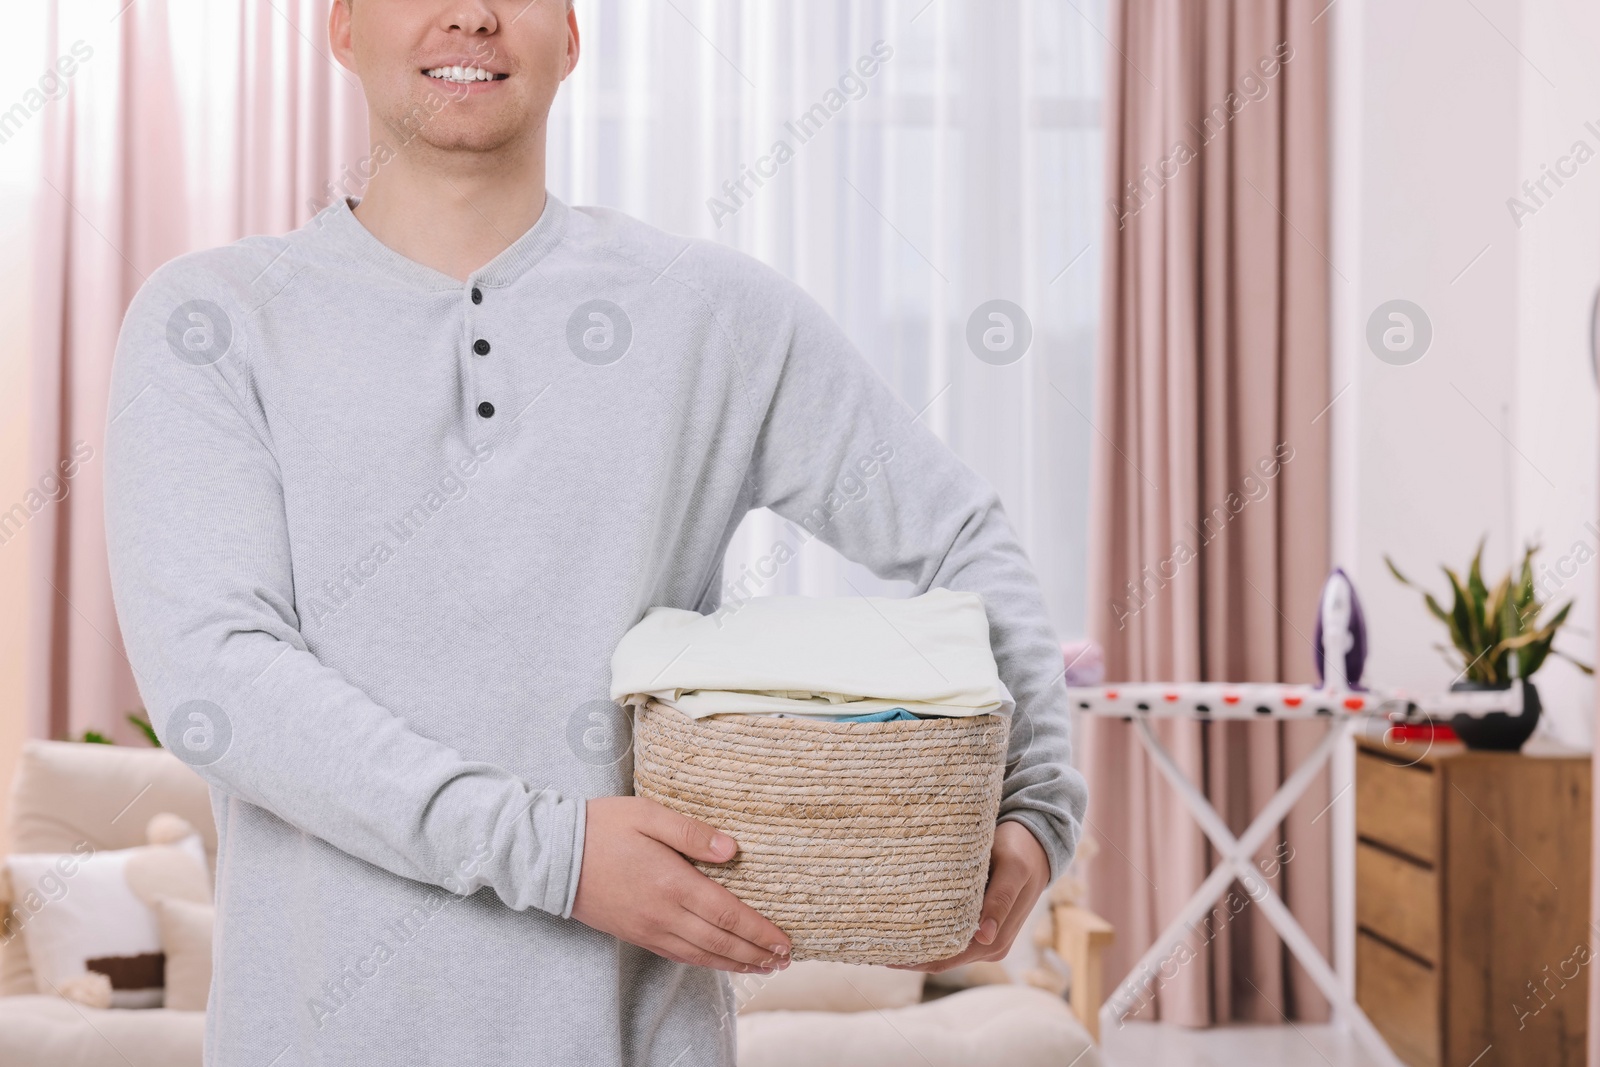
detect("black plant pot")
[1448,679,1541,751]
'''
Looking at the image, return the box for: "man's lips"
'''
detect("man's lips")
[420,66,509,99]
[422,65,510,85]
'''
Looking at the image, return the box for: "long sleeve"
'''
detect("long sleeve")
[103,258,585,918]
[737,270,1088,881]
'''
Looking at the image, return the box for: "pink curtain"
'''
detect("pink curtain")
[1081,0,1333,1026]
[29,0,368,743]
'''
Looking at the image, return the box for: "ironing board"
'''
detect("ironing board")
[1065,681,1523,1067]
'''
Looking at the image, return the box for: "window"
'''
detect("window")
[547,0,1107,636]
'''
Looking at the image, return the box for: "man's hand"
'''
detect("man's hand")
[572,796,793,974]
[894,820,1051,973]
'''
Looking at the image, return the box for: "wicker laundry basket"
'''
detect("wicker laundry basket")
[631,700,1009,965]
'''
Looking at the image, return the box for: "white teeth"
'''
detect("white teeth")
[425,66,500,83]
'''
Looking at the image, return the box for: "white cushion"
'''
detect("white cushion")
[2,741,215,997]
[736,985,1102,1067]
[0,995,203,1067]
[736,960,925,1013]
[6,836,208,1008]
[154,899,214,1011]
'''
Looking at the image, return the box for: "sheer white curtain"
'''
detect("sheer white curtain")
[545,0,1106,635]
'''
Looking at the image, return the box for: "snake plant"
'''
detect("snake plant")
[76,712,162,747]
[1385,540,1593,686]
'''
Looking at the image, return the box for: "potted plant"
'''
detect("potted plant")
[1385,540,1592,750]
[77,712,161,746]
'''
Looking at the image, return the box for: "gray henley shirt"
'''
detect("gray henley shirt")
[104,190,1088,1067]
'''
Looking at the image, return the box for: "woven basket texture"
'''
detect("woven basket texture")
[632,700,1008,965]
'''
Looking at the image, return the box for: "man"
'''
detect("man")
[103,1,1088,1064]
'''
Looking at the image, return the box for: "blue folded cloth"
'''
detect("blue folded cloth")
[831,708,918,722]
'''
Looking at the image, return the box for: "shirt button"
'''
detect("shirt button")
[471,287,483,304]
[474,339,491,356]
[477,401,495,418]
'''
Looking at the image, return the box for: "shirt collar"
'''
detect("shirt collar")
[307,189,571,291]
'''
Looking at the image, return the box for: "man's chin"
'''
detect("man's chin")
[387,118,531,157]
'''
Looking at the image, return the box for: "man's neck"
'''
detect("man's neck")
[351,143,549,283]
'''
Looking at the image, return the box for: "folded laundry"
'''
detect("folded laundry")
[761,707,919,722]
[610,588,1012,719]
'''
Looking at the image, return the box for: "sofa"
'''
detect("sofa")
[0,740,1110,1066]
[0,740,212,1065]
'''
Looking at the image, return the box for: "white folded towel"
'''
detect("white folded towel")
[609,588,1011,719]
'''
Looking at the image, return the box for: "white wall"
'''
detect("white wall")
[1511,0,1600,749]
[1329,0,1600,1001]
[1332,0,1599,749]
